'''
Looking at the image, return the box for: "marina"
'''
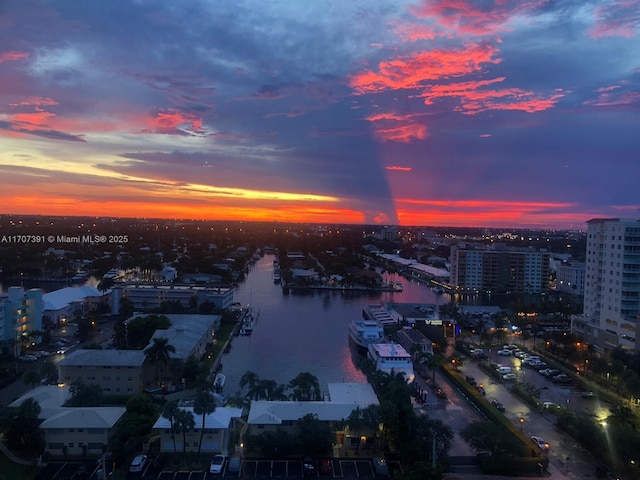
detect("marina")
[218,254,447,397]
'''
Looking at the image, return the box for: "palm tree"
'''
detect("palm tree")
[426,354,439,385]
[193,390,217,454]
[175,408,196,455]
[22,369,41,389]
[162,400,180,453]
[144,337,176,386]
[288,372,321,401]
[347,407,363,440]
[239,370,259,392]
[18,397,41,419]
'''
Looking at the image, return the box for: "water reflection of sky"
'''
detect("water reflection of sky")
[223,254,443,397]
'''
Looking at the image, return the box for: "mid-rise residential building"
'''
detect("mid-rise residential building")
[450,244,550,294]
[572,218,640,352]
[0,286,43,355]
[110,283,234,314]
[556,261,585,296]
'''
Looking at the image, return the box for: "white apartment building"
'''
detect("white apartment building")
[573,218,640,352]
[450,245,550,294]
[0,286,43,355]
[556,261,585,296]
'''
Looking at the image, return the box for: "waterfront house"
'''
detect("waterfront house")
[247,383,380,452]
[152,406,243,453]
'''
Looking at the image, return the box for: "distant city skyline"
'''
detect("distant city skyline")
[1,1,638,229]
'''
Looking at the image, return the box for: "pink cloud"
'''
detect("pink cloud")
[350,43,501,94]
[365,112,428,143]
[386,165,413,171]
[588,0,640,38]
[143,109,207,135]
[409,0,547,37]
[0,51,29,63]
[419,77,564,114]
[584,90,640,108]
[394,23,439,42]
[9,97,59,107]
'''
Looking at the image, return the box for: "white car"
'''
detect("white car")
[129,454,147,472]
[497,349,512,356]
[503,373,517,381]
[209,454,226,474]
[531,436,549,452]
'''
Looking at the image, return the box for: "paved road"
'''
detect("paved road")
[459,352,601,479]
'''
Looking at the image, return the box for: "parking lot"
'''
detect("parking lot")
[136,458,402,479]
[36,457,401,480]
[37,461,97,480]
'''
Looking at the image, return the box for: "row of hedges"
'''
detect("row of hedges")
[441,362,548,476]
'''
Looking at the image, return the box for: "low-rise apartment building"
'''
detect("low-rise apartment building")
[153,406,243,453]
[57,349,146,395]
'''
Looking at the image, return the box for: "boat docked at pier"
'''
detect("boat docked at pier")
[213,372,226,392]
[239,305,259,335]
[367,342,415,383]
[363,304,397,326]
[348,319,385,356]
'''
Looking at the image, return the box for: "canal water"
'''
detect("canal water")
[219,254,448,397]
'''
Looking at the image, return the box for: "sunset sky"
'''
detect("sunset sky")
[1,0,638,229]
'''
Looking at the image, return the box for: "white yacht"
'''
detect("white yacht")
[367,343,415,383]
[348,319,385,356]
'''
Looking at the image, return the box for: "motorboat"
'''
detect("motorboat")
[367,342,415,383]
[213,373,226,392]
[348,319,385,356]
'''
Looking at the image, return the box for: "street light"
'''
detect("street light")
[519,417,525,432]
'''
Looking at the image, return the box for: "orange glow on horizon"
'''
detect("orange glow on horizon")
[2,194,366,225]
[1,192,595,229]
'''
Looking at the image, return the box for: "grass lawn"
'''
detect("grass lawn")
[0,450,38,480]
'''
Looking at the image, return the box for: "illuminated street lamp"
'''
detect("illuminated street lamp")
[519,417,525,432]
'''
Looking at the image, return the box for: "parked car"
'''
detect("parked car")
[497,349,512,356]
[319,458,332,476]
[515,351,529,359]
[129,455,147,473]
[503,373,517,381]
[209,454,226,475]
[372,457,389,476]
[465,375,477,386]
[582,391,596,399]
[303,456,316,477]
[531,436,550,452]
[552,374,573,384]
[491,400,505,412]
